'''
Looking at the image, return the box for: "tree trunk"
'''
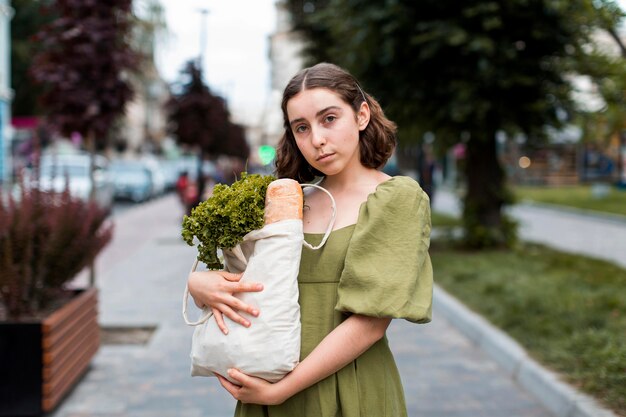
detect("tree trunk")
[462,132,515,248]
[196,149,205,205]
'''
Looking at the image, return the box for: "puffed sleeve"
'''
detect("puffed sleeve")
[335,176,433,323]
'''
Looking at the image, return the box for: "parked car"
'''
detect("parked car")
[33,153,115,211]
[159,159,182,191]
[109,160,154,203]
[140,157,167,198]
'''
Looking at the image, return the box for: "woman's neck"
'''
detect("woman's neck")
[321,165,390,194]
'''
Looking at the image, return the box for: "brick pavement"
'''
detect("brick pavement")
[50,193,553,417]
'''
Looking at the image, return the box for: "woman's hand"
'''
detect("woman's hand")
[216,369,286,406]
[187,270,263,334]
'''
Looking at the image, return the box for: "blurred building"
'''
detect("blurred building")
[119,0,170,157]
[122,67,169,156]
[0,0,12,184]
[256,0,305,155]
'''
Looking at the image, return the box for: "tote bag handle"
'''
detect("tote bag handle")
[300,183,336,250]
[183,182,336,326]
[183,258,209,325]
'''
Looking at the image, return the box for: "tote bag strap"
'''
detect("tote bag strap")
[182,258,213,326]
[300,183,336,251]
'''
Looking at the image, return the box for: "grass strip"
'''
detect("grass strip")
[432,242,626,416]
[514,185,626,217]
[431,211,461,228]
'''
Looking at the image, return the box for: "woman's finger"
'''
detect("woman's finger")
[217,303,252,327]
[216,373,239,397]
[228,280,264,294]
[227,368,247,386]
[212,307,229,334]
[221,271,243,282]
[225,295,260,317]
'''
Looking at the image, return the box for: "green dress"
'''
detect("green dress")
[235,176,433,417]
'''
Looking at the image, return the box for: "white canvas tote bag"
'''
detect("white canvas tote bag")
[183,184,335,383]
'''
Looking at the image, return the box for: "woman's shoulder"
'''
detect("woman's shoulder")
[354,175,428,227]
[380,175,422,190]
[368,176,427,206]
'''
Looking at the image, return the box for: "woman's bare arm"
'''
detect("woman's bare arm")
[218,313,391,405]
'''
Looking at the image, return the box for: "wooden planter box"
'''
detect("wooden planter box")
[0,288,100,416]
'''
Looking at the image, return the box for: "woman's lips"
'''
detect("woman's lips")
[317,153,334,162]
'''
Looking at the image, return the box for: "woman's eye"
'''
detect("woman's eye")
[324,115,336,123]
[295,125,308,133]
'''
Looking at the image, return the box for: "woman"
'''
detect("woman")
[188,62,433,416]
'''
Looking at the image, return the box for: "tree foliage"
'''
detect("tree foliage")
[168,61,225,154]
[286,0,625,248]
[10,0,56,117]
[167,61,250,159]
[167,61,250,202]
[571,2,626,147]
[30,0,138,147]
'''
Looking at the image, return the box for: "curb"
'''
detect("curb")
[433,285,618,417]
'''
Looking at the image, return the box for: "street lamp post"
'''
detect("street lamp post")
[198,8,209,74]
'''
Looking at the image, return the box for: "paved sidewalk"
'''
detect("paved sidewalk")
[432,188,626,268]
[51,194,553,417]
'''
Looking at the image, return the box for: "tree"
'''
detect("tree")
[221,123,250,161]
[167,61,249,203]
[31,0,138,156]
[10,0,55,117]
[286,0,624,248]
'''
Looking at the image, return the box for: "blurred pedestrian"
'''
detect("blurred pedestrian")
[187,63,433,416]
[175,171,190,204]
[176,170,198,214]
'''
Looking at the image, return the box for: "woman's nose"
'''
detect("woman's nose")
[311,127,326,147]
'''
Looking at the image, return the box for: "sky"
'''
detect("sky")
[156,0,277,126]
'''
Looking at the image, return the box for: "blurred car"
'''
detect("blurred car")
[140,157,167,198]
[159,159,181,191]
[34,153,115,211]
[109,160,154,203]
[174,156,218,181]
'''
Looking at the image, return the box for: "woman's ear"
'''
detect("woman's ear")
[357,101,371,131]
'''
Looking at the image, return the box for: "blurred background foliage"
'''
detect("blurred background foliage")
[9,0,55,118]
[30,0,138,150]
[286,0,626,249]
[167,61,250,203]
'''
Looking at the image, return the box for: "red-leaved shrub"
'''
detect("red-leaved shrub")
[0,181,113,320]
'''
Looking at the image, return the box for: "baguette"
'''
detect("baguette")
[264,179,303,224]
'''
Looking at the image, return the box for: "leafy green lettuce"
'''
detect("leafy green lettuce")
[181,173,276,269]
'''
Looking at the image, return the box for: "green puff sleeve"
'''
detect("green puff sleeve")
[335,176,433,323]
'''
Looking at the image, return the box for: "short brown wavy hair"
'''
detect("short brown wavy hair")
[275,63,397,182]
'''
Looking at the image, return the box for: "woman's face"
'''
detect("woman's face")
[286,87,369,177]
